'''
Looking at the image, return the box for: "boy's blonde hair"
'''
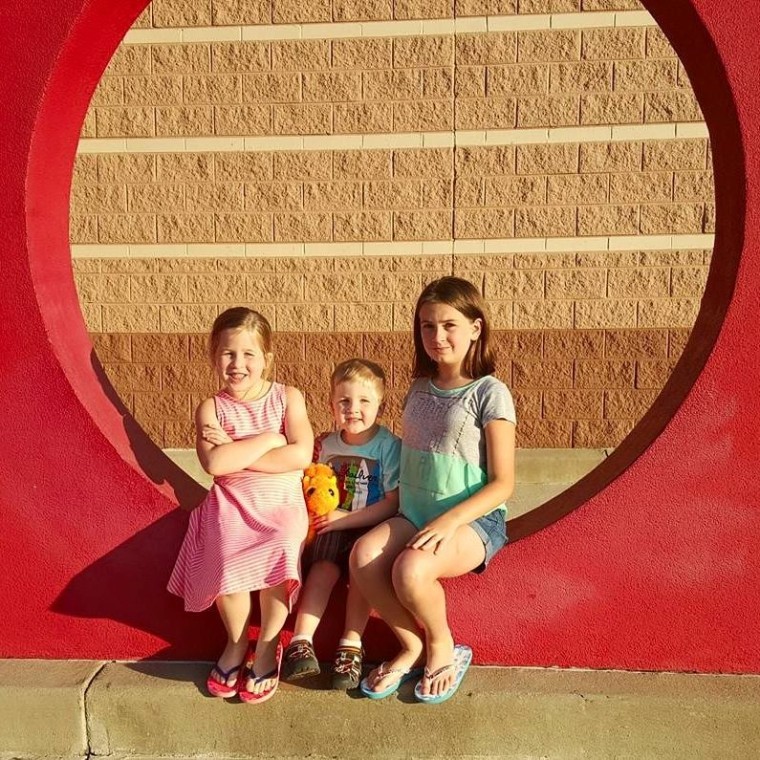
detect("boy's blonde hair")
[331,358,386,399]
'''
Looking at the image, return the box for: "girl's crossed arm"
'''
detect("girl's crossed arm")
[247,386,314,474]
[409,418,516,554]
[195,397,286,477]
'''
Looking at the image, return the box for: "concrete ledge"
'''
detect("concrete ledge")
[163,448,606,520]
[164,447,607,489]
[0,660,102,758]
[3,660,759,758]
[24,662,750,759]
[513,448,607,483]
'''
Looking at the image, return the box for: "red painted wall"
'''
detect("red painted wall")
[0,0,758,671]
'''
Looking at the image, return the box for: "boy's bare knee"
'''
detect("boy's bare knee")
[308,560,341,586]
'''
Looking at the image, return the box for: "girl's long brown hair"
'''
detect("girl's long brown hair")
[412,277,496,379]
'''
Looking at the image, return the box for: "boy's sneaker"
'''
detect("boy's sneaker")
[282,639,320,681]
[331,645,363,690]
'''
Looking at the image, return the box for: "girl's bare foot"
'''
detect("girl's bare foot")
[417,633,455,698]
[364,641,424,694]
[211,638,249,688]
[245,638,280,695]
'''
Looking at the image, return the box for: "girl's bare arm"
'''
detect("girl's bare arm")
[247,386,314,473]
[195,397,286,477]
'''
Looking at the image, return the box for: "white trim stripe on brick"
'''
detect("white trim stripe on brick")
[77,123,709,155]
[71,234,715,259]
[122,10,657,45]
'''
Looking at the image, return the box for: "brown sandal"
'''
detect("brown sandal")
[331,645,363,690]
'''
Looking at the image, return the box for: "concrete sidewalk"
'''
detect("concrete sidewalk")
[2,659,759,759]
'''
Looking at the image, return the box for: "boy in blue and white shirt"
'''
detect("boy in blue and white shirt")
[283,359,400,690]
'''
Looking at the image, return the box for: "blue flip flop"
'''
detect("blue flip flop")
[359,662,424,700]
[414,644,473,704]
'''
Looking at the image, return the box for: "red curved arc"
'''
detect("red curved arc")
[1,0,757,669]
[28,0,738,541]
[510,0,745,540]
[25,0,201,507]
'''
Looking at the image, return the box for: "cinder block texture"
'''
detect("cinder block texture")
[131,0,646,27]
[90,15,699,140]
[79,247,709,448]
[71,140,713,244]
[74,7,714,452]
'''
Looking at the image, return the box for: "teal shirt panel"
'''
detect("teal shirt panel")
[400,447,490,527]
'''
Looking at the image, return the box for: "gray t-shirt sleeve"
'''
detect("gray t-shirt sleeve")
[478,377,517,427]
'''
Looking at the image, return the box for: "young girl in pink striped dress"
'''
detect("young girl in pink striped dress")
[168,307,312,704]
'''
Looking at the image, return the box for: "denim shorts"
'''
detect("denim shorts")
[398,508,507,574]
[469,509,508,574]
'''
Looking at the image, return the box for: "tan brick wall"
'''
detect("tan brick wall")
[88,21,696,139]
[72,2,714,449]
[74,249,709,333]
[133,0,643,28]
[76,247,708,447]
[91,322,687,449]
[71,139,713,244]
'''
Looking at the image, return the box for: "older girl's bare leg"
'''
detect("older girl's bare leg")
[349,517,424,692]
[391,524,485,697]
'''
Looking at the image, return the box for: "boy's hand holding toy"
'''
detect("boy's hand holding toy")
[302,463,340,542]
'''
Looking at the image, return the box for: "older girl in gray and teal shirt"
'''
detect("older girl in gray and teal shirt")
[351,276,516,705]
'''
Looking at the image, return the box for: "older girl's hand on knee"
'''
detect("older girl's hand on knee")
[407,512,461,554]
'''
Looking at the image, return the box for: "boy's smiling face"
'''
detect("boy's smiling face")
[331,379,382,445]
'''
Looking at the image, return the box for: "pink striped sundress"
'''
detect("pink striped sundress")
[168,383,308,613]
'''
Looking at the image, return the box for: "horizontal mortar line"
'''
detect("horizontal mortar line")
[122,10,657,45]
[70,235,715,259]
[77,122,709,155]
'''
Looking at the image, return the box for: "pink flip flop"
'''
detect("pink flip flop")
[238,643,283,704]
[206,660,244,698]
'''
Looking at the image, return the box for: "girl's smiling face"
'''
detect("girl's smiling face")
[214,327,271,399]
[418,302,482,373]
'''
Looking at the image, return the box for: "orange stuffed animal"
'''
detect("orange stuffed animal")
[302,463,340,542]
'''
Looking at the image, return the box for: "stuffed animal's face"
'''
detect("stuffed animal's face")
[302,463,340,517]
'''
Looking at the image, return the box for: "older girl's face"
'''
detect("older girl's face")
[418,302,481,372]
